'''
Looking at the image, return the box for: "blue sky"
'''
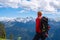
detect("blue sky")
[0,7,37,18]
[0,0,60,18]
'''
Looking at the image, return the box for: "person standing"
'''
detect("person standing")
[33,11,50,40]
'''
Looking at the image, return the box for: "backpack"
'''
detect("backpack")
[40,16,48,33]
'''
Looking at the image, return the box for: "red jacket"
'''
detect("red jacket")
[36,17,50,33]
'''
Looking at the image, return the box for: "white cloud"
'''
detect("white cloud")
[0,6,3,8]
[0,0,60,12]
[18,10,28,14]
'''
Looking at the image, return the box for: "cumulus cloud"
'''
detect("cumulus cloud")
[0,0,60,12]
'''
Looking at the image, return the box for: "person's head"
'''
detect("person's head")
[37,11,42,17]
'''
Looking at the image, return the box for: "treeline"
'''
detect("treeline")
[0,22,21,40]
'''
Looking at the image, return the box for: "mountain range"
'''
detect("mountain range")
[0,17,60,40]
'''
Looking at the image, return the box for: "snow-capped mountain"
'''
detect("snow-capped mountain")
[48,17,60,22]
[0,17,15,22]
[0,17,60,23]
[15,17,35,23]
[0,17,35,23]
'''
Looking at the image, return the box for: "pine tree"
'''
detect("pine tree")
[0,22,6,39]
[10,33,13,40]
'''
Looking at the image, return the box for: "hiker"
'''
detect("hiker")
[33,11,50,40]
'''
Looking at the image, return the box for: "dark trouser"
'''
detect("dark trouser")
[33,32,46,40]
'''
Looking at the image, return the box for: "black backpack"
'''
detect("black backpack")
[40,16,48,33]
